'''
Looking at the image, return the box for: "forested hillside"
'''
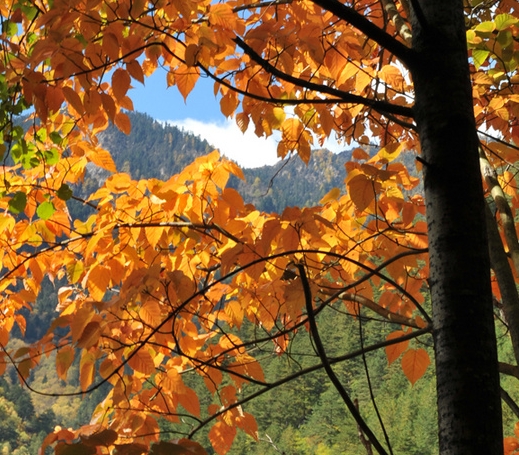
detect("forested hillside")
[98,112,356,212]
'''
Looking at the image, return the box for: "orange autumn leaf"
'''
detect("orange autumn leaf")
[56,345,75,380]
[112,68,131,101]
[401,348,431,385]
[208,422,236,455]
[115,111,132,135]
[127,348,156,375]
[80,350,96,391]
[385,330,410,365]
[86,148,117,173]
[347,173,381,212]
[176,66,200,101]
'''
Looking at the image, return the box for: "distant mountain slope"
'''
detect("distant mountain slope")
[230,149,352,211]
[99,112,214,179]
[99,112,352,212]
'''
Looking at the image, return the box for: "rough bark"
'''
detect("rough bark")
[410,1,503,454]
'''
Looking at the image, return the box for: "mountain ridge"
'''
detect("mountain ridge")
[98,111,354,212]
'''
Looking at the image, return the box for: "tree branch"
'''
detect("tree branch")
[338,292,418,327]
[381,0,412,45]
[309,0,415,66]
[480,146,519,274]
[485,203,519,366]
[296,263,390,455]
[188,323,429,439]
[233,36,414,119]
[501,386,519,419]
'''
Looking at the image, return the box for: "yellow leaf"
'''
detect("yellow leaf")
[126,59,144,84]
[140,300,162,326]
[77,321,102,349]
[401,348,430,385]
[66,260,84,284]
[184,43,199,67]
[105,173,132,193]
[320,187,341,204]
[281,118,304,141]
[87,148,117,172]
[220,92,239,117]
[236,112,249,133]
[178,386,201,416]
[379,65,405,91]
[176,66,200,101]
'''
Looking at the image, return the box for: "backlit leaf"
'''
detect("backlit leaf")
[208,422,236,455]
[176,67,200,101]
[320,187,341,204]
[56,345,75,380]
[127,348,156,375]
[87,148,117,173]
[401,348,430,385]
[115,112,132,135]
[36,201,55,220]
[347,174,381,212]
[80,350,96,391]
[385,331,409,365]
[86,264,111,301]
[495,13,518,31]
[208,4,236,29]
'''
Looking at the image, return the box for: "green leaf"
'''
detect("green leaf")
[49,131,63,145]
[495,13,518,31]
[20,4,39,21]
[8,192,27,214]
[475,21,495,34]
[472,49,490,70]
[36,201,55,220]
[44,147,59,165]
[57,183,73,201]
[497,30,513,48]
[2,21,18,38]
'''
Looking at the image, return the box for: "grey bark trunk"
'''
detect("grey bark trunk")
[410,1,502,454]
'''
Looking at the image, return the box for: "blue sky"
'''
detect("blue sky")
[130,69,346,168]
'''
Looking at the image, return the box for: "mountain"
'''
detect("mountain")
[98,111,353,212]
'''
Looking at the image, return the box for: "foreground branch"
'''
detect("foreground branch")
[296,263,390,455]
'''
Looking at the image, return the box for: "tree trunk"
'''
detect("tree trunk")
[410,1,502,454]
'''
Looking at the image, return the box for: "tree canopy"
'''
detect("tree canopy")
[0,0,518,454]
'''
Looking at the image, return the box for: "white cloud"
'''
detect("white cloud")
[163,117,280,168]
[162,117,349,169]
